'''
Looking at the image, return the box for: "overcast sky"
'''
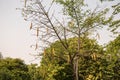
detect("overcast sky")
[0,0,38,64]
[0,0,119,64]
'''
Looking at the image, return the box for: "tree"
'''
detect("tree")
[39,37,119,80]
[0,68,12,80]
[22,0,118,80]
[0,58,30,80]
[106,35,120,79]
[28,64,42,80]
[39,37,105,80]
[106,35,120,61]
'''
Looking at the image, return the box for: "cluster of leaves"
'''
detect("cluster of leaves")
[105,35,120,79]
[0,58,30,80]
[0,58,41,80]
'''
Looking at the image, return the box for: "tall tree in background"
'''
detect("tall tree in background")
[22,0,119,80]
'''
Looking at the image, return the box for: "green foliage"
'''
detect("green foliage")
[39,35,120,80]
[39,37,104,80]
[0,68,12,80]
[106,35,120,60]
[110,3,120,34]
[105,35,120,79]
[113,59,120,79]
[79,57,114,80]
[53,64,74,80]
[0,58,30,80]
[112,2,120,15]
[28,64,42,80]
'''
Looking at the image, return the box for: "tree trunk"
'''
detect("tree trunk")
[73,56,79,80]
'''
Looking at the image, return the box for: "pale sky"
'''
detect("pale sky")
[0,0,39,64]
[0,0,119,64]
